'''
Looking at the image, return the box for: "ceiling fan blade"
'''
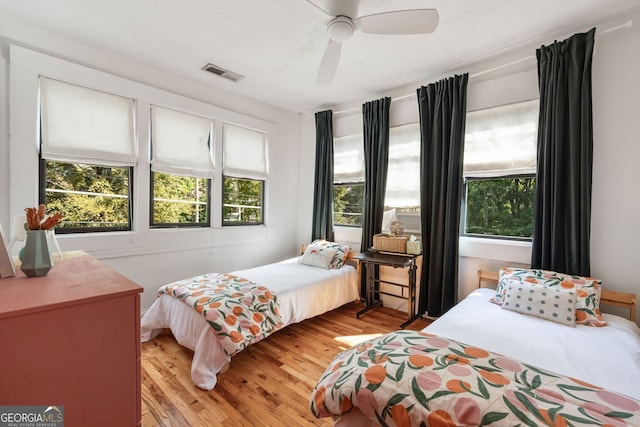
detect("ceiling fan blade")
[316,39,342,86]
[356,9,439,35]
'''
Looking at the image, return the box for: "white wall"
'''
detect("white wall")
[0,24,301,311]
[2,10,638,319]
[298,11,640,318]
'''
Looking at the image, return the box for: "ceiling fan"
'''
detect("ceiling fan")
[309,0,439,86]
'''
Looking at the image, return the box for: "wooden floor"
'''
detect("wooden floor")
[141,302,431,426]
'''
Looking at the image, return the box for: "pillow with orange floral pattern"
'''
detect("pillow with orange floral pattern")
[491,267,606,326]
[310,239,350,269]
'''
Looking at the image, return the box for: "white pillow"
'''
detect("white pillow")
[298,245,338,269]
[502,280,577,327]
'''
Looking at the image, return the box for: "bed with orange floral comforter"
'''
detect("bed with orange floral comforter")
[310,330,640,426]
[158,273,283,357]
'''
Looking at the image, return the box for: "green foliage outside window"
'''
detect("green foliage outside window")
[333,183,364,226]
[464,176,536,239]
[44,160,130,231]
[223,177,263,224]
[152,172,209,226]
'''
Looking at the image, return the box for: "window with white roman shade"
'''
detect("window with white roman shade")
[40,77,136,166]
[386,123,420,208]
[222,124,268,179]
[332,134,365,227]
[151,106,214,178]
[462,99,539,240]
[464,99,539,177]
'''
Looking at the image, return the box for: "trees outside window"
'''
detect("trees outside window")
[151,172,209,227]
[223,177,263,224]
[333,183,364,226]
[43,160,131,232]
[464,176,536,239]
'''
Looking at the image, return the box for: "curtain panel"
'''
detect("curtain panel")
[311,110,335,242]
[360,97,391,297]
[531,28,595,276]
[360,98,391,251]
[417,74,469,317]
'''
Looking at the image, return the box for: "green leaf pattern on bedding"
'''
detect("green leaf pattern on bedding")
[310,330,640,426]
[159,273,282,356]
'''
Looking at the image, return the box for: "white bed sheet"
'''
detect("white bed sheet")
[425,288,640,400]
[141,257,359,390]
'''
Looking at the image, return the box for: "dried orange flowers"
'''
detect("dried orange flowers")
[24,204,63,230]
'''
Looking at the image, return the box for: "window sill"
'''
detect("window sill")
[333,228,532,264]
[459,236,531,264]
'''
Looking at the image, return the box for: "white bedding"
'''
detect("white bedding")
[141,257,359,390]
[425,288,640,400]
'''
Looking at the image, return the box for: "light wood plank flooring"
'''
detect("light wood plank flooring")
[141,301,431,426]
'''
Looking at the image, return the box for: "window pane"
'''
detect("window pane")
[384,123,421,235]
[151,172,209,226]
[464,177,536,239]
[333,183,364,227]
[223,177,263,224]
[44,160,130,232]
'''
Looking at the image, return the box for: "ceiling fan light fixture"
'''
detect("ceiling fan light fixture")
[327,16,355,42]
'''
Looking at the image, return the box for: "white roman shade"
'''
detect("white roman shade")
[151,106,214,178]
[40,77,137,166]
[464,99,539,177]
[333,133,364,183]
[222,124,268,179]
[386,123,420,207]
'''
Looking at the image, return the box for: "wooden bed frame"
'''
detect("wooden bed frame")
[477,270,637,322]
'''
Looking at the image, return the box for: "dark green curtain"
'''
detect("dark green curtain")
[531,28,595,276]
[360,97,391,297]
[417,74,468,317]
[311,110,334,242]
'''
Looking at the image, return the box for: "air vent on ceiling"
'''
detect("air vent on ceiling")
[202,63,244,82]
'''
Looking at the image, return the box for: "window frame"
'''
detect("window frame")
[39,157,134,234]
[461,174,536,242]
[149,170,212,229]
[332,181,364,228]
[221,175,265,226]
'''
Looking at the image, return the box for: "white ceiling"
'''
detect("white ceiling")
[0,0,638,113]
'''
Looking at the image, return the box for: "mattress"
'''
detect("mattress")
[425,287,640,400]
[141,256,359,390]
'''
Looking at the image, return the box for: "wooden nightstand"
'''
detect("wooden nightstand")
[354,250,420,328]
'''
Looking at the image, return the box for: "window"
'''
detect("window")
[150,106,214,227]
[150,173,210,226]
[333,134,364,227]
[39,77,136,233]
[462,99,539,239]
[43,160,131,231]
[384,123,421,235]
[223,177,264,224]
[222,124,267,225]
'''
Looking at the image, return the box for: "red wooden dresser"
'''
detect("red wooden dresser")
[0,253,143,426]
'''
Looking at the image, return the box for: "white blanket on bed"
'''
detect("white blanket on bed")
[141,257,359,390]
[425,288,640,400]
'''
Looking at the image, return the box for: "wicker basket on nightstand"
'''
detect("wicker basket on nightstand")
[372,233,409,253]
